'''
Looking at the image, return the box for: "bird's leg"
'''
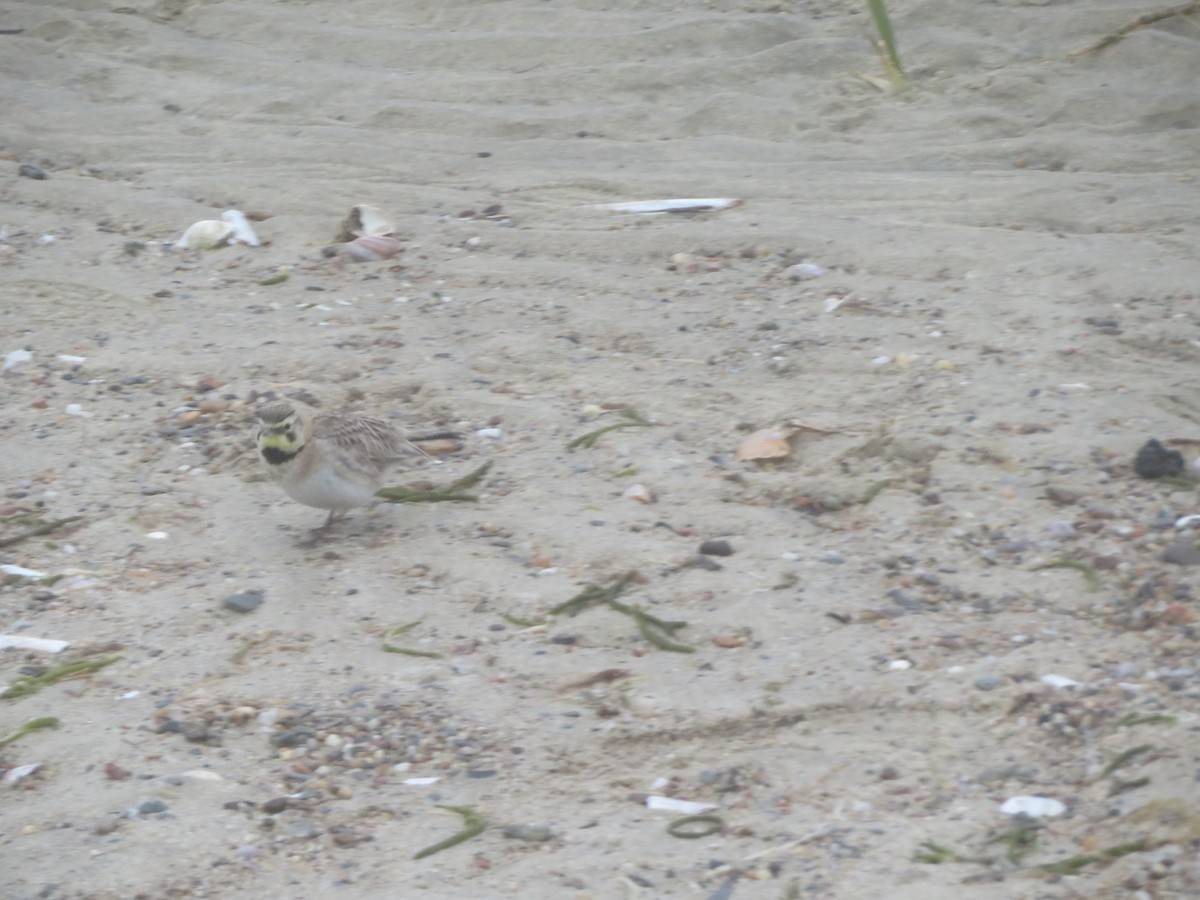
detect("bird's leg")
[300,510,343,546]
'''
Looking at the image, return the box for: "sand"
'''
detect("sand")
[2,0,1200,897]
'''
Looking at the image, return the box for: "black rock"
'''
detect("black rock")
[18,163,47,180]
[699,539,734,557]
[1134,439,1184,479]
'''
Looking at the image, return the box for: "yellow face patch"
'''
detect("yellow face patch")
[258,425,305,466]
[258,430,302,453]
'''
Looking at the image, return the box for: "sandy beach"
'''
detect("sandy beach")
[2,1,1200,897]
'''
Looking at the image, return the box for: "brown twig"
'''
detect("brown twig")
[0,515,84,549]
[1069,1,1198,56]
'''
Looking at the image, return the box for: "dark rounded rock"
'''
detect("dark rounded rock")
[1134,439,1184,479]
[699,539,734,557]
[18,163,47,180]
[222,591,264,613]
[269,728,315,749]
[503,823,554,842]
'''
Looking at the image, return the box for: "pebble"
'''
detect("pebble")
[1134,439,1184,479]
[1162,538,1200,566]
[699,539,734,557]
[785,262,827,281]
[92,817,121,835]
[1040,673,1080,689]
[887,588,924,611]
[18,163,47,180]
[223,591,264,613]
[1000,796,1065,817]
[1044,485,1081,505]
[503,823,554,843]
[135,799,168,816]
[281,821,321,840]
[974,676,1004,691]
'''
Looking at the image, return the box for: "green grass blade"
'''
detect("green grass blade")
[866,0,907,84]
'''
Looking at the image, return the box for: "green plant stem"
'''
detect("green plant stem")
[413,805,486,859]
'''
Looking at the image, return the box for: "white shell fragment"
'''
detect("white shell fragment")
[645,795,719,815]
[588,198,743,214]
[177,209,261,249]
[343,235,403,262]
[1001,796,1066,818]
[0,564,49,579]
[181,769,225,782]
[0,635,69,653]
[622,483,656,503]
[220,209,260,246]
[1040,673,1081,689]
[402,777,441,786]
[177,218,236,250]
[736,428,797,461]
[336,204,397,241]
[3,764,41,786]
[786,262,827,281]
[4,348,33,370]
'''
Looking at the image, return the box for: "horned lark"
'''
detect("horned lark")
[256,400,422,531]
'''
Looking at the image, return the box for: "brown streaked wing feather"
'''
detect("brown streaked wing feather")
[312,414,419,463]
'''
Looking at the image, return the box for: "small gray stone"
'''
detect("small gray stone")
[503,823,554,843]
[887,588,924,611]
[18,163,47,180]
[699,539,734,557]
[974,676,1003,692]
[269,728,315,749]
[137,799,168,816]
[222,591,264,613]
[92,817,122,835]
[1163,539,1200,567]
[281,820,321,840]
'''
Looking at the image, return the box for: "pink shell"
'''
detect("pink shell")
[343,235,403,262]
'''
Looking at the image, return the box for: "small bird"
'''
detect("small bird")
[256,400,422,532]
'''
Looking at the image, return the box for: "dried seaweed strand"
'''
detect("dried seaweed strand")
[1116,713,1176,727]
[0,716,60,748]
[1036,839,1150,874]
[550,572,694,652]
[860,479,897,505]
[567,409,652,450]
[667,814,725,839]
[608,597,695,653]
[550,572,640,616]
[383,645,443,659]
[989,823,1040,865]
[413,805,486,860]
[1069,1,1198,56]
[913,840,957,864]
[0,656,120,700]
[1107,776,1151,797]
[502,612,543,627]
[382,620,443,658]
[1101,743,1154,777]
[0,515,85,549]
[376,462,492,504]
